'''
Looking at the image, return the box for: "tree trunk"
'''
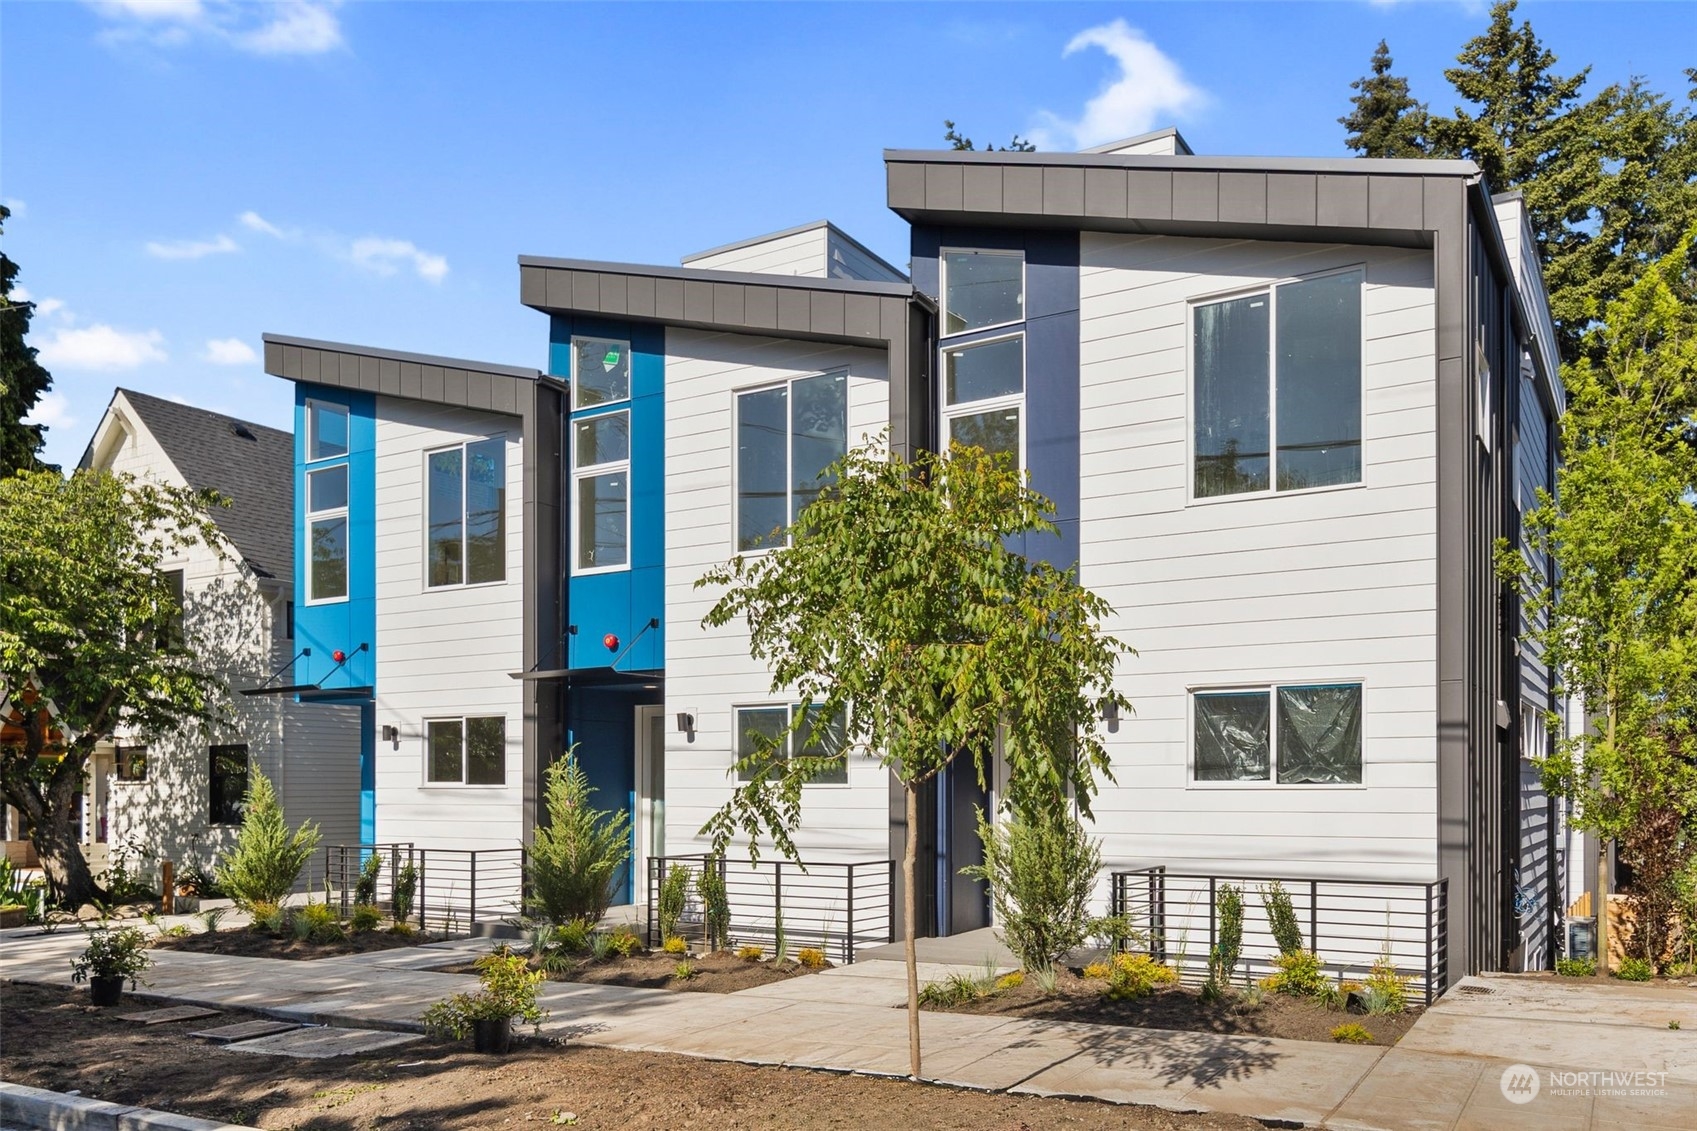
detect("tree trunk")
[904,782,922,1080]
[33,806,99,910]
[1596,841,1610,978]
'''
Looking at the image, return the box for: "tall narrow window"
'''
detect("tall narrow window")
[209,744,249,824]
[940,249,1025,469]
[427,438,506,587]
[573,337,630,409]
[306,465,348,602]
[307,401,349,461]
[1192,269,1363,498]
[573,411,629,571]
[735,371,847,551]
[155,568,186,649]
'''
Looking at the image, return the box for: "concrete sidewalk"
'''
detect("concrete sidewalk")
[3,924,1691,1130]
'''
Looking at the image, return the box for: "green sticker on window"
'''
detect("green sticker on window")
[603,350,621,371]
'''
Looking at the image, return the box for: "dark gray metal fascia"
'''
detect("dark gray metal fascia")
[516,255,915,298]
[261,333,541,381]
[883,149,1481,177]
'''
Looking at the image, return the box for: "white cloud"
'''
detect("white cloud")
[145,233,240,260]
[349,237,449,283]
[1,198,24,217]
[1029,20,1205,151]
[37,324,167,371]
[23,391,76,434]
[203,337,258,365]
[35,298,67,320]
[239,210,286,238]
[85,1,344,56]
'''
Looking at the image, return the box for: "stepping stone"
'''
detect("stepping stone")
[223,1026,423,1059]
[192,1018,302,1043]
[115,1005,221,1026]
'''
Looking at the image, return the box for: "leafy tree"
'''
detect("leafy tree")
[216,769,321,907]
[526,750,631,925]
[0,469,224,907]
[1505,233,1697,973]
[697,440,1129,1078]
[943,119,1036,153]
[0,204,54,475]
[1340,40,1430,158]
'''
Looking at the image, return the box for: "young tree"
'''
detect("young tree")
[697,441,1129,1078]
[0,469,225,907]
[1506,234,1697,973]
[216,769,320,908]
[1340,40,1430,158]
[0,204,55,475]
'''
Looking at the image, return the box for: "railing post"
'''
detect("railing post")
[469,850,477,931]
[418,851,427,933]
[1309,879,1319,953]
[846,863,856,965]
[773,860,783,954]
[1208,876,1217,965]
[648,858,659,948]
[888,860,897,942]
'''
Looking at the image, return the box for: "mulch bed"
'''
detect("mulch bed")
[925,967,1421,1046]
[445,948,828,993]
[0,980,1264,1131]
[152,927,440,960]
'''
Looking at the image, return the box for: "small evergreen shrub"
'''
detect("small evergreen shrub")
[247,900,284,933]
[1082,959,1112,979]
[1615,957,1655,982]
[350,903,383,933]
[216,771,320,909]
[796,947,826,969]
[995,970,1025,991]
[1087,913,1139,954]
[295,901,344,944]
[608,926,641,958]
[697,863,730,952]
[1103,953,1178,1000]
[1556,956,1597,977]
[553,919,592,954]
[1208,883,1244,988]
[1260,881,1306,956]
[656,864,692,943]
[1331,1022,1374,1044]
[662,935,688,955]
[672,961,697,981]
[736,944,764,961]
[1363,955,1411,1013]
[391,861,418,927]
[962,807,1101,972]
[1263,950,1329,996]
[354,853,382,906]
[527,754,631,926]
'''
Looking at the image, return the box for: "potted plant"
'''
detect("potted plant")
[70,924,153,1007]
[420,949,547,1055]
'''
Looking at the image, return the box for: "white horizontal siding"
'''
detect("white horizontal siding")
[372,397,526,853]
[1076,233,1440,883]
[685,227,831,278]
[663,329,892,863]
[826,229,907,282]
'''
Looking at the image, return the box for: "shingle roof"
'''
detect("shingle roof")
[118,390,294,584]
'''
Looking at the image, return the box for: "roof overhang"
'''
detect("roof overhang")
[262,333,555,416]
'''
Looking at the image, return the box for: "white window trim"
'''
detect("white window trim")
[730,369,849,556]
[730,702,853,789]
[1185,264,1368,507]
[1185,679,1367,790]
[570,408,632,576]
[422,435,509,591]
[305,464,349,606]
[420,715,509,789]
[939,331,1027,471]
[304,398,350,464]
[570,334,633,412]
[940,247,1026,339]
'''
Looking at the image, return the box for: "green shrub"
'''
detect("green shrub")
[1086,913,1139,953]
[736,944,764,961]
[657,864,692,943]
[697,863,730,952]
[1363,955,1411,1014]
[962,808,1100,973]
[553,918,592,954]
[1031,964,1059,993]
[662,935,688,955]
[796,947,826,969]
[1615,956,1655,982]
[608,925,641,958]
[247,900,285,933]
[1557,956,1597,977]
[1260,881,1306,956]
[1263,950,1329,996]
[70,924,152,988]
[589,931,616,961]
[995,970,1025,991]
[1209,883,1244,989]
[295,901,344,944]
[216,771,320,909]
[526,753,631,925]
[1331,1022,1374,1044]
[672,961,697,981]
[917,972,988,1007]
[1103,952,1178,1000]
[350,904,383,933]
[391,861,418,927]
[353,853,382,907]
[195,907,230,934]
[421,950,548,1039]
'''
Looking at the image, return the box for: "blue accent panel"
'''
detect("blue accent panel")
[911,226,1080,570]
[565,688,638,905]
[549,316,667,673]
[360,702,376,844]
[292,385,377,692]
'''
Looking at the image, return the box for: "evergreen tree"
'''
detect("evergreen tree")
[0,204,54,475]
[943,119,1036,152]
[1340,40,1429,158]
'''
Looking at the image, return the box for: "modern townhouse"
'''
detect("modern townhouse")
[263,128,1564,988]
[53,390,362,884]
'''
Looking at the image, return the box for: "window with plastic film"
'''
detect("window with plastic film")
[1193,683,1362,785]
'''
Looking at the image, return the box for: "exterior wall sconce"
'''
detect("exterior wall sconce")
[380,724,400,749]
[675,712,696,741]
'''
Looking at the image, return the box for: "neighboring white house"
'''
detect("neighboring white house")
[263,129,1565,987]
[73,389,361,887]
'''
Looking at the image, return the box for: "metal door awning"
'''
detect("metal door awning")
[241,643,371,698]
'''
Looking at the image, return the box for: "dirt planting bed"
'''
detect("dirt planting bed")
[924,967,1420,1046]
[152,926,439,960]
[0,981,1263,1131]
[445,948,827,993]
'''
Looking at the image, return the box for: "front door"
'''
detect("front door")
[633,705,666,907]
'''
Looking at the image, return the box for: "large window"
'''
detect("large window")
[426,716,506,785]
[209,744,249,824]
[940,249,1025,468]
[572,336,630,409]
[735,371,847,551]
[571,336,632,573]
[306,466,348,602]
[307,400,349,461]
[427,438,506,587]
[733,704,848,785]
[1193,269,1363,499]
[1192,683,1363,785]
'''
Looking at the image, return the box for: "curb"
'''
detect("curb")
[0,1081,261,1131]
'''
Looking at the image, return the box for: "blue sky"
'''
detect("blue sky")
[5,1,1692,470]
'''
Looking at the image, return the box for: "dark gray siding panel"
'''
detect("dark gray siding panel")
[925,163,964,211]
[777,289,811,334]
[1267,174,1318,226]
[844,293,881,340]
[1043,166,1086,216]
[1371,176,1426,231]
[1126,170,1173,220]
[467,370,492,411]
[358,355,379,393]
[627,275,657,319]
[379,358,401,397]
[1317,175,1370,228]
[400,361,423,401]
[599,274,629,316]
[744,286,778,330]
[1084,167,1128,219]
[712,282,745,325]
[571,271,599,311]
[1173,171,1218,222]
[683,279,714,323]
[810,290,845,337]
[520,265,546,307]
[1219,172,1267,224]
[963,165,1003,213]
[655,278,685,321]
[888,162,926,211]
[1004,166,1044,214]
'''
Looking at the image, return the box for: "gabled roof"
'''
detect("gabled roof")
[100,389,294,583]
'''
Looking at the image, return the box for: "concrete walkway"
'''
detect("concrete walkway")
[3,922,1692,1130]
